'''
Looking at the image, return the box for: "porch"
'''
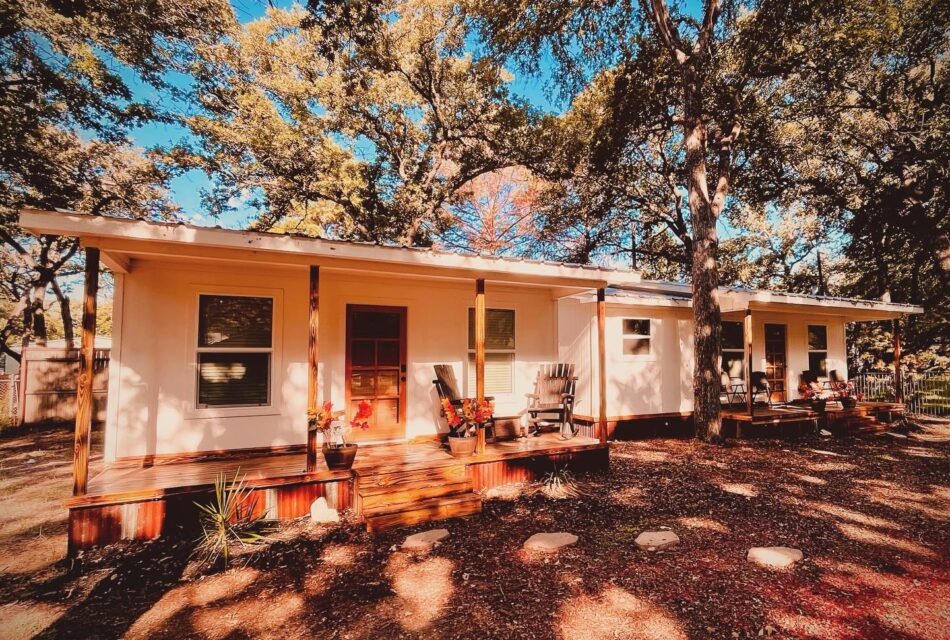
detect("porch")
[721,400,906,438]
[66,433,608,549]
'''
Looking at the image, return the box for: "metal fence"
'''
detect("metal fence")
[0,375,18,423]
[852,371,950,417]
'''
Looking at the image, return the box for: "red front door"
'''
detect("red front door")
[345,305,407,442]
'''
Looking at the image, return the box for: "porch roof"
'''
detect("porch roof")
[591,281,923,321]
[19,209,641,290]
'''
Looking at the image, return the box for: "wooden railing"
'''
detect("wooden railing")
[852,371,950,417]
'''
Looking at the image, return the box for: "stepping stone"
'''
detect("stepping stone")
[635,530,680,550]
[310,497,340,523]
[402,528,450,552]
[523,532,578,552]
[819,429,833,437]
[747,546,803,570]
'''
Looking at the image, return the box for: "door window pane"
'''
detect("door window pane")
[351,340,375,366]
[353,311,400,339]
[349,371,375,397]
[377,341,400,366]
[376,370,400,396]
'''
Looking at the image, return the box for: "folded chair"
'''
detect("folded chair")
[526,363,578,438]
[432,364,494,438]
[750,371,773,407]
[721,371,746,406]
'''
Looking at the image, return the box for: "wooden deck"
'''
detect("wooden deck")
[67,434,608,550]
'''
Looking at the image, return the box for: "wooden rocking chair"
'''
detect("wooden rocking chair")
[432,364,494,438]
[526,363,578,439]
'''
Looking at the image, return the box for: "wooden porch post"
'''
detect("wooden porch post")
[744,308,753,417]
[307,265,320,473]
[72,247,99,496]
[893,317,903,404]
[597,288,607,444]
[475,279,486,454]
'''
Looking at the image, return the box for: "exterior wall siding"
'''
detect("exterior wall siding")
[109,259,560,461]
[558,299,849,419]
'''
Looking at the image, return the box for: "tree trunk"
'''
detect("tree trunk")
[28,279,48,347]
[682,67,722,442]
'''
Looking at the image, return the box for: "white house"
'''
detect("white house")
[18,209,922,549]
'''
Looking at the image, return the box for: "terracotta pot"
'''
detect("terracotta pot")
[322,443,358,470]
[447,435,477,457]
[841,397,857,409]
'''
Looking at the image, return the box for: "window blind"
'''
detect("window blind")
[467,352,514,394]
[199,295,273,348]
[468,308,515,350]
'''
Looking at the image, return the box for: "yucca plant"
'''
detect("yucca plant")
[538,464,582,500]
[194,470,272,569]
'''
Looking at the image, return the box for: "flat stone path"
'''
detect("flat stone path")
[747,546,804,569]
[402,529,450,552]
[523,532,578,552]
[635,531,680,550]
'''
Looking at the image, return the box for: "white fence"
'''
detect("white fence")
[852,371,950,418]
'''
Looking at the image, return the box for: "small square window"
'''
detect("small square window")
[622,318,651,356]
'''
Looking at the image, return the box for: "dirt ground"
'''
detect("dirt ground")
[0,420,948,640]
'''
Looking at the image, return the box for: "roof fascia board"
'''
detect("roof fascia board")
[21,210,631,288]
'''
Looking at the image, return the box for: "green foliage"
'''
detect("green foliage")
[537,464,582,500]
[0,0,231,360]
[174,0,531,246]
[193,471,272,570]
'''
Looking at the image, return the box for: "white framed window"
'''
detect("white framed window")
[722,321,745,380]
[467,308,515,395]
[195,294,274,408]
[807,324,828,377]
[621,318,652,358]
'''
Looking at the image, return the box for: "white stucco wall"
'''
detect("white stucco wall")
[106,259,559,461]
[558,299,849,419]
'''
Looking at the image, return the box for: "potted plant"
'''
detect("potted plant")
[308,400,373,470]
[442,397,493,457]
[799,386,827,412]
[836,381,863,409]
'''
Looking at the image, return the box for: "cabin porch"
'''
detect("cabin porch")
[67,433,608,550]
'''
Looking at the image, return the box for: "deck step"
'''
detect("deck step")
[364,493,482,533]
[357,464,467,490]
[359,479,473,512]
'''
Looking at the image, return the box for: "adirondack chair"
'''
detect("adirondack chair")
[432,364,494,438]
[750,371,773,407]
[825,369,846,399]
[525,363,578,439]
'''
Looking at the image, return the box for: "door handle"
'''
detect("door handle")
[400,364,406,373]
[401,376,406,382]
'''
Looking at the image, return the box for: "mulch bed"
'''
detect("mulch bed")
[1,420,948,639]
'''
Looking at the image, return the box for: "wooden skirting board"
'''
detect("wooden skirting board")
[67,438,608,550]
